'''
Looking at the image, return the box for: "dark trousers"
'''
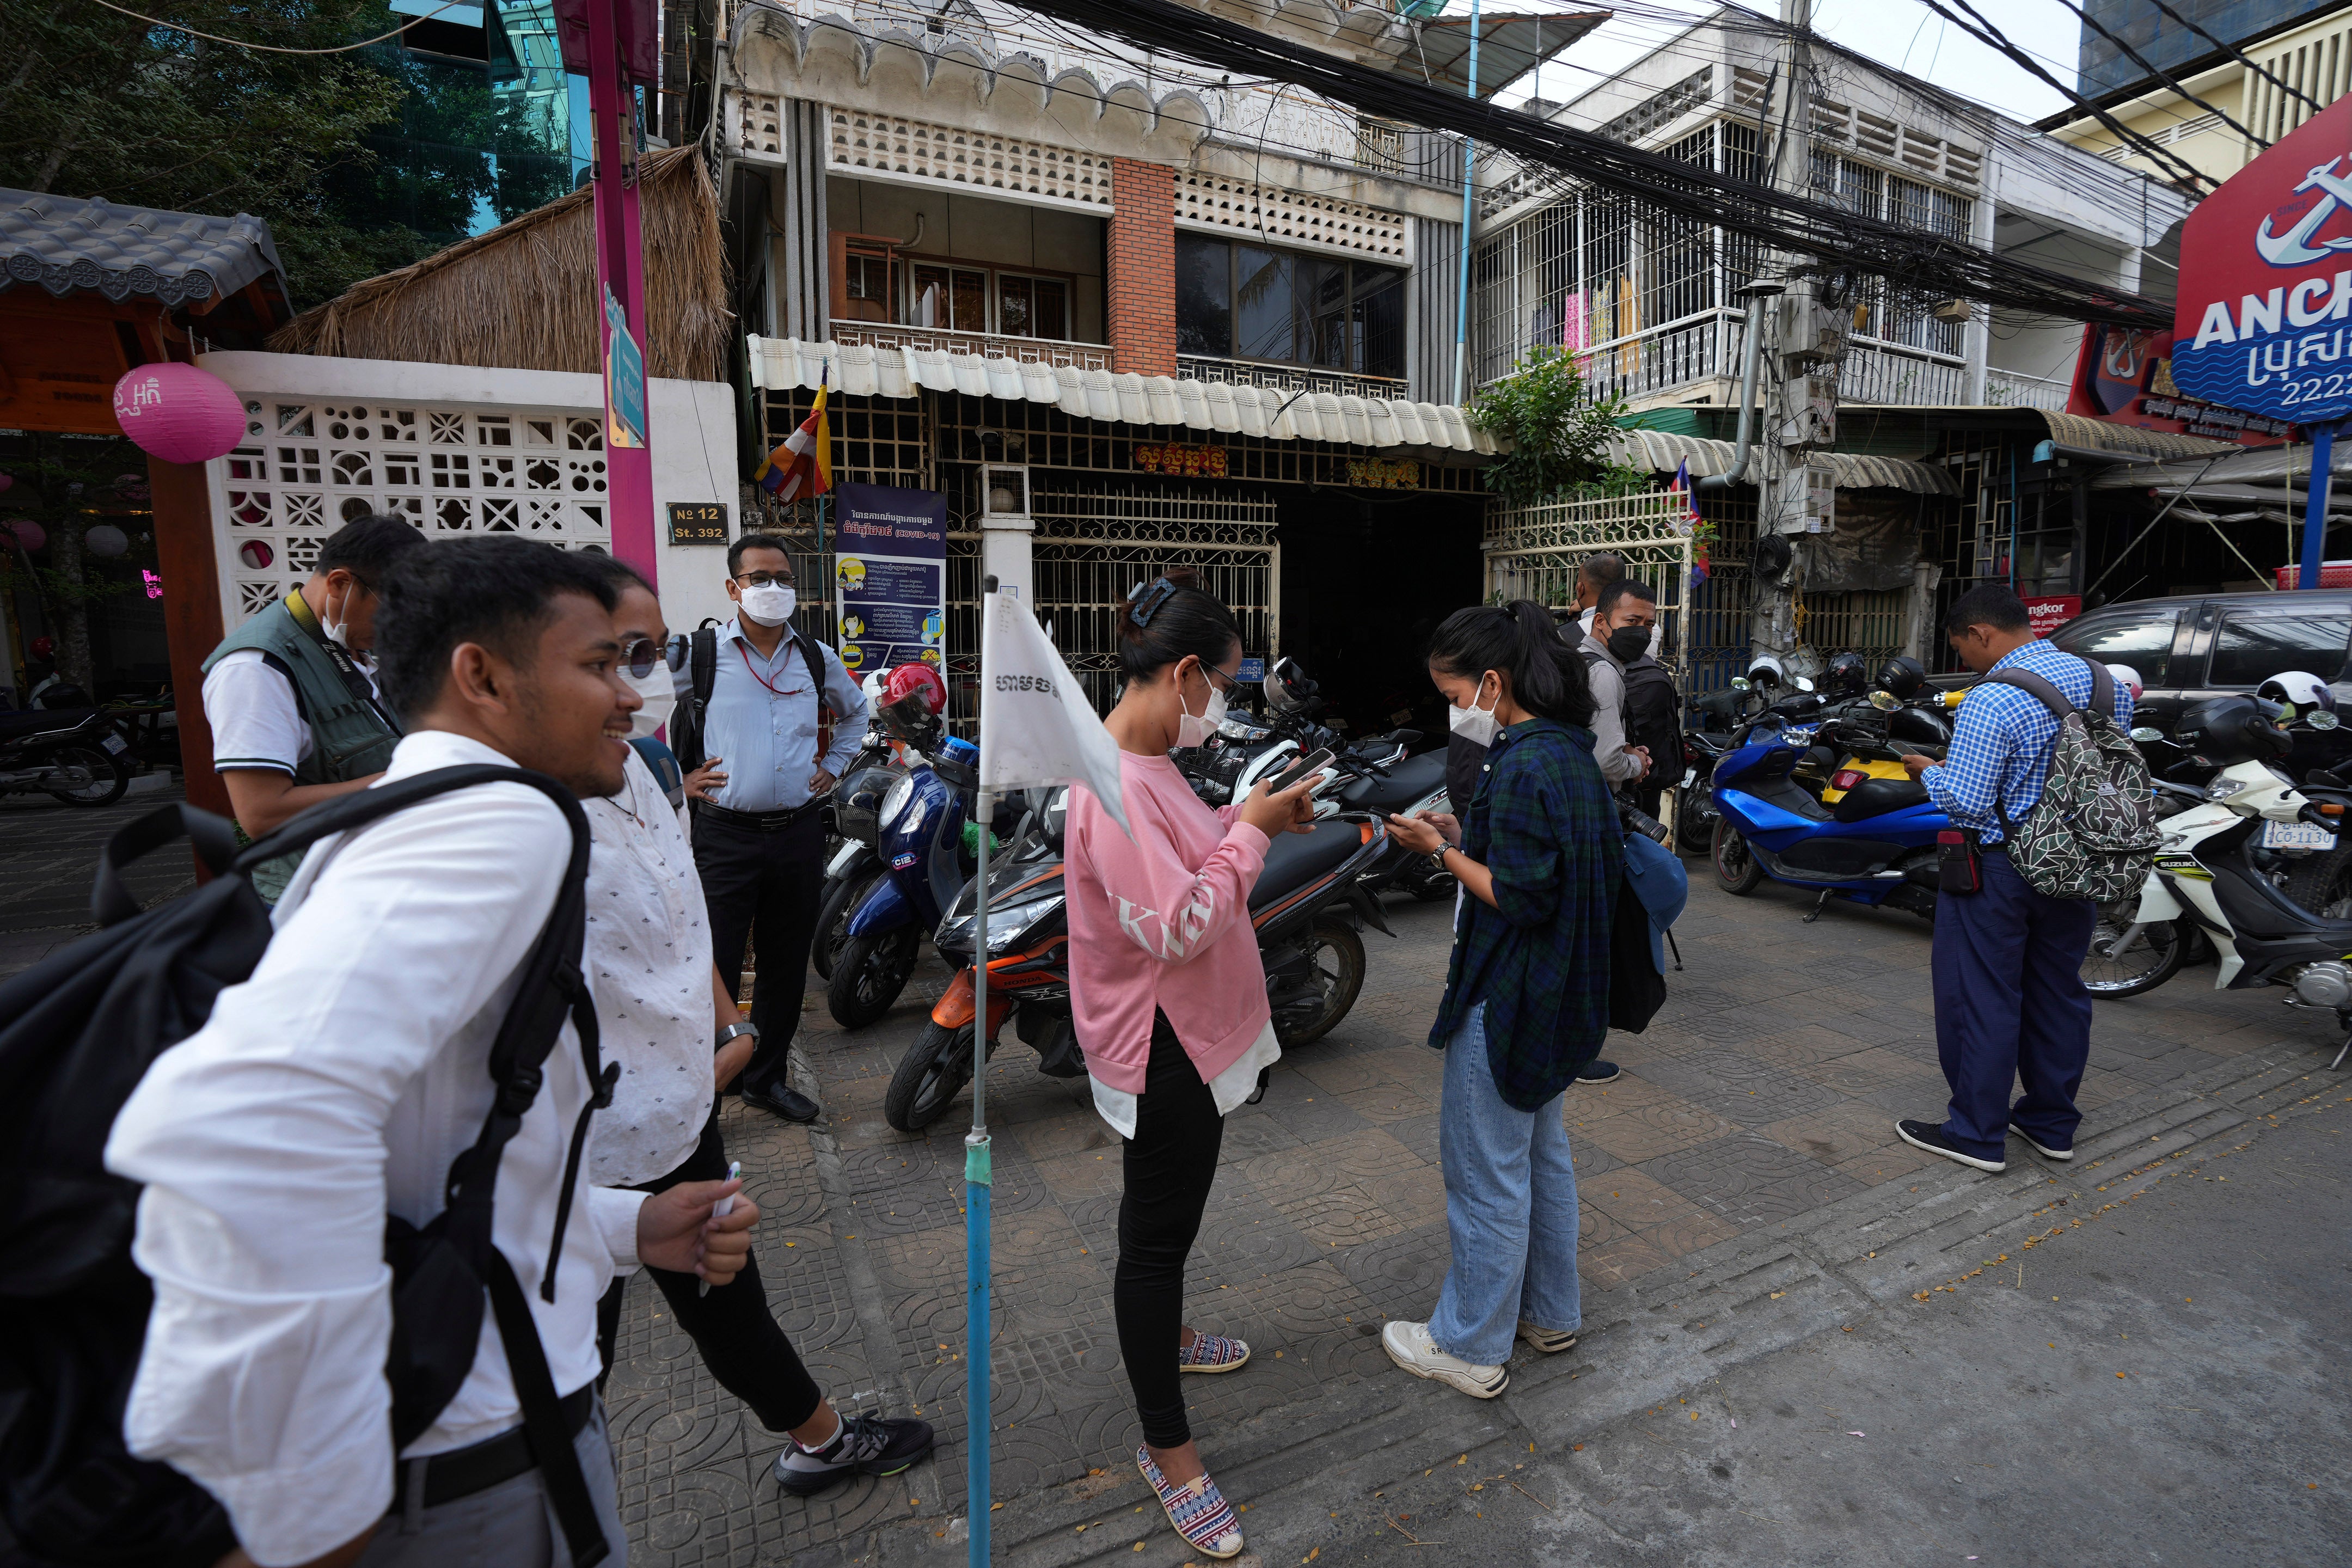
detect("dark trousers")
[595,1117,823,1432]
[1115,1013,1224,1450]
[1931,849,2098,1160]
[694,808,825,1094]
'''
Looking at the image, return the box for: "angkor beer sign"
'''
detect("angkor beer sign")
[2172,96,2352,425]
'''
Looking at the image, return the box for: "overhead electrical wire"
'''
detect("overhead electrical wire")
[1001,0,2170,326]
[2132,0,2324,119]
[85,0,477,54]
[2042,0,2267,151]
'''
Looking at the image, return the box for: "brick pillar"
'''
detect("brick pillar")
[1106,158,1178,378]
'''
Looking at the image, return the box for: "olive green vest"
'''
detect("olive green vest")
[202,593,401,902]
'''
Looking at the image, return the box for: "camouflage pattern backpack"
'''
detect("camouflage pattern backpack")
[1988,661,2160,902]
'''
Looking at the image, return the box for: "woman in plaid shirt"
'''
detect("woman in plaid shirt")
[1382,602,1623,1399]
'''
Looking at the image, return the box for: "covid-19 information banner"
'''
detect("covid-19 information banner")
[832,483,947,679]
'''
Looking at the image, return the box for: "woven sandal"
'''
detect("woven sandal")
[1177,1331,1252,1374]
[1135,1445,1245,1559]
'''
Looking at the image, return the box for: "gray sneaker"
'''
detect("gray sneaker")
[773,1413,935,1496]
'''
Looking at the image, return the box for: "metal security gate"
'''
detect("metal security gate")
[1485,492,1694,672]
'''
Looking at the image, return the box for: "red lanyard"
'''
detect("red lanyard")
[738,640,806,699]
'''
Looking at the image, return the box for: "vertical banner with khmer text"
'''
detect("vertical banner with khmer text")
[832,482,947,679]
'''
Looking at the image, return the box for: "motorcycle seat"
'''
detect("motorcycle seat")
[0,707,98,741]
[1831,776,1931,823]
[1334,751,1447,814]
[1251,820,1364,912]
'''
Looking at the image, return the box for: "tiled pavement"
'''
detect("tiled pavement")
[608,870,2333,1565]
[0,777,191,979]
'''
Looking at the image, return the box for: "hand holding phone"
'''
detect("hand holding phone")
[1264,747,1335,797]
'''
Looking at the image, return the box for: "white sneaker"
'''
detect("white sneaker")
[1381,1319,1509,1399]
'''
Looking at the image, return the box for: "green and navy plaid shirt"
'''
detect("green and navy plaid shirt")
[1429,718,1622,1110]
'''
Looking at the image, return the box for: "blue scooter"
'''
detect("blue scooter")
[826,733,981,1028]
[1708,706,1947,923]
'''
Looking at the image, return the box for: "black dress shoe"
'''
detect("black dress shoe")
[742,1083,822,1123]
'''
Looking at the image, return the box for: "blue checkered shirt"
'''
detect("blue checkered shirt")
[1920,639,2135,845]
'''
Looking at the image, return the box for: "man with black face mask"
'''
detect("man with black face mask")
[1578,578,1654,796]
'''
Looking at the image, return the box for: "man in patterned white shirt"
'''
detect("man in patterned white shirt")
[1896,584,2133,1176]
[579,558,933,1498]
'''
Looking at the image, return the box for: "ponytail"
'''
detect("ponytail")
[1426,601,1595,728]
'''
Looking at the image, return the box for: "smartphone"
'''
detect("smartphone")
[1264,748,1335,795]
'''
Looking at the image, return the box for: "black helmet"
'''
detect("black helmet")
[2180,695,2292,763]
[1889,704,1951,746]
[1877,655,1927,701]
[1824,651,1869,698]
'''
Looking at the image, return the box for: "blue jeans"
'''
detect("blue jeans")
[1428,1002,1582,1366]
[1931,849,2097,1161]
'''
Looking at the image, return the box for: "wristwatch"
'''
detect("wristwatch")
[1426,846,1451,875]
[716,1021,760,1049]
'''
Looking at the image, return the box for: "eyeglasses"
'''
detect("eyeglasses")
[1198,658,1244,697]
[620,635,685,681]
[735,571,793,588]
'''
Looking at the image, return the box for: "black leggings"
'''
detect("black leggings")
[1115,1013,1226,1449]
[595,1117,823,1433]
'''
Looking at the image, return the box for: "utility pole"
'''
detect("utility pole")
[1751,0,1838,673]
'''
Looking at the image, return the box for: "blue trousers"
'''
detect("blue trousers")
[1428,1002,1582,1367]
[1930,849,2097,1161]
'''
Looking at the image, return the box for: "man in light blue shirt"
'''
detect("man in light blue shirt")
[678,533,869,1123]
[1894,584,2132,1177]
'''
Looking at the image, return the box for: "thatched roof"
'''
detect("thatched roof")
[269,146,728,382]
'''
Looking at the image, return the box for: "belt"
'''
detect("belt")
[387,1385,596,1515]
[698,798,823,832]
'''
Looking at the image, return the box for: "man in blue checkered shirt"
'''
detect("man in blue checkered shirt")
[1892,585,2133,1176]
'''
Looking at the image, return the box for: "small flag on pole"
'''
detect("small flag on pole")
[756,380,831,500]
[977,588,1128,836]
[1667,458,1709,587]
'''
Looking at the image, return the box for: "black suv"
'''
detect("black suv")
[2048,590,2352,776]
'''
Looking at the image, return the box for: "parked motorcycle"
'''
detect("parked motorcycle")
[2082,697,2352,1069]
[1708,689,1946,921]
[825,730,983,1030]
[881,795,1395,1132]
[0,707,132,807]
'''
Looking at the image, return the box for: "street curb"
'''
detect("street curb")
[865,1040,2337,1564]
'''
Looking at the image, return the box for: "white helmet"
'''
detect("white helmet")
[2104,664,2145,703]
[1744,654,1787,690]
[2257,670,2332,714]
[861,669,891,705]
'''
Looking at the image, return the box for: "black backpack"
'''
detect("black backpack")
[1621,656,1686,785]
[670,621,837,773]
[0,767,616,1567]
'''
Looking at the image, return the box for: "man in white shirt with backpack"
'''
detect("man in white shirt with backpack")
[106,537,761,1567]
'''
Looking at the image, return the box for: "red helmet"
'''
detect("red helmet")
[877,661,946,740]
[28,635,54,661]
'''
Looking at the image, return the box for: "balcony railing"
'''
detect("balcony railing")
[1175,354,1411,401]
[1839,341,1969,406]
[829,321,1110,371]
[1507,308,1971,410]
[1984,365,2073,412]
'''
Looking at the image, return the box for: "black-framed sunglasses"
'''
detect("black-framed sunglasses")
[620,635,684,681]
[735,570,794,588]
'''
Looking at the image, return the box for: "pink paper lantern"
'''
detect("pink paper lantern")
[113,364,248,465]
[1,518,45,553]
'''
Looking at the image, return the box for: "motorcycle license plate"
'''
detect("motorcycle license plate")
[2262,818,2336,850]
[99,732,127,755]
[825,841,865,878]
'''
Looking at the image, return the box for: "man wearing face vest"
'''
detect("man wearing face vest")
[672,533,871,1124]
[199,515,425,903]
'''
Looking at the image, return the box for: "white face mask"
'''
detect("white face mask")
[1447,673,1501,749]
[1177,661,1230,749]
[738,583,797,627]
[320,583,352,648]
[621,662,676,739]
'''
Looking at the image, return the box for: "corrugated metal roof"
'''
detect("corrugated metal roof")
[746,336,1498,454]
[1,187,285,308]
[1605,428,1959,495]
[2038,410,2237,461]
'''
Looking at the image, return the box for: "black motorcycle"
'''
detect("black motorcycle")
[0,707,132,808]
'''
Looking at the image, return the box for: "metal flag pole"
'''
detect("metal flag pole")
[1449,0,1481,406]
[2301,420,2341,590]
[966,575,999,1566]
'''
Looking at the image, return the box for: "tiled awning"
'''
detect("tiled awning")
[1607,428,1959,496]
[746,336,1498,455]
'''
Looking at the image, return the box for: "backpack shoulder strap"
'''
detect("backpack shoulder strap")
[1984,668,2076,719]
[691,625,719,708]
[2082,657,2116,719]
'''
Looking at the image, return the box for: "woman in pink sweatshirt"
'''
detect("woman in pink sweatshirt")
[1063,570,1314,1560]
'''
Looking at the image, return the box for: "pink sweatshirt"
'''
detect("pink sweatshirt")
[1065,751,1272,1095]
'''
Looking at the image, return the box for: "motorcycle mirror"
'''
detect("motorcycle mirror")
[2129,726,2165,743]
[1793,676,1816,693]
[2309,710,2342,731]
[1869,690,1900,712]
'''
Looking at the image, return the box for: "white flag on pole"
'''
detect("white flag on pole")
[977,589,1129,837]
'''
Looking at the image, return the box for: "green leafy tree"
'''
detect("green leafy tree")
[3,435,157,697]
[0,2,540,308]
[1468,349,1649,506]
